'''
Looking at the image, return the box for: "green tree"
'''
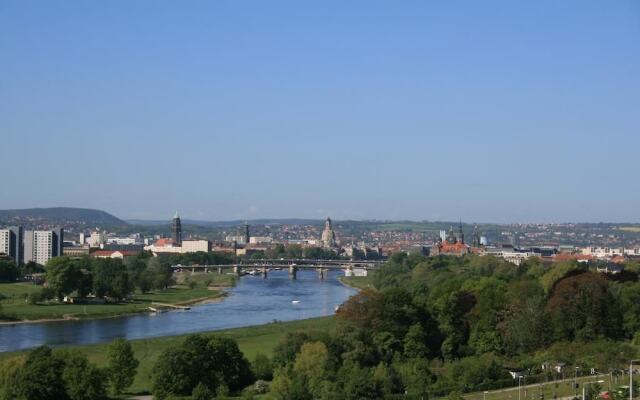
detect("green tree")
[45,257,82,300]
[60,350,107,400]
[107,338,139,395]
[192,382,213,400]
[337,362,380,400]
[270,366,311,400]
[293,342,331,397]
[372,362,402,396]
[403,323,429,359]
[151,334,253,399]
[252,353,274,380]
[17,346,67,400]
[0,260,19,282]
[272,332,312,367]
[92,259,131,300]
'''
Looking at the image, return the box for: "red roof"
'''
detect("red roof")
[154,238,174,247]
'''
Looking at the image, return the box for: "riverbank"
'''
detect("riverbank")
[338,275,375,290]
[0,316,336,395]
[0,273,235,323]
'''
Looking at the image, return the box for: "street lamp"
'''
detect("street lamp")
[518,376,524,400]
[630,360,640,400]
[582,379,604,400]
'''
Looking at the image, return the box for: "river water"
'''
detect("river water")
[0,269,357,353]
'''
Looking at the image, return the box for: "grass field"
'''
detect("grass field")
[462,373,629,400]
[0,316,335,395]
[339,275,375,290]
[0,274,234,321]
[619,226,640,233]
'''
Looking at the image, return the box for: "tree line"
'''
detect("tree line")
[0,338,138,400]
[266,253,640,399]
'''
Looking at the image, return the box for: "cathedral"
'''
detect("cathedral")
[320,217,337,248]
[430,222,479,256]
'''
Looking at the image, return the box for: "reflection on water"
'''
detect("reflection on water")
[0,269,356,352]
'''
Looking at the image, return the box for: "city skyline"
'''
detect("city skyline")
[2,1,639,223]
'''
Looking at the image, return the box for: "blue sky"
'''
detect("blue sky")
[1,1,639,222]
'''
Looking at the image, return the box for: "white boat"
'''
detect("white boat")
[291,300,301,304]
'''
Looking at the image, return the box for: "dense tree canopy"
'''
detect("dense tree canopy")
[269,254,640,398]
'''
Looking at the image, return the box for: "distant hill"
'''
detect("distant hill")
[127,218,322,227]
[0,207,128,229]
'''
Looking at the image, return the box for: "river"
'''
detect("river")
[0,269,357,353]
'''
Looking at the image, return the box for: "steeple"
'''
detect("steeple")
[244,221,250,244]
[472,224,481,247]
[171,212,182,246]
[458,219,464,244]
[446,226,457,244]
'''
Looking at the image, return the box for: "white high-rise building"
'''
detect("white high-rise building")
[0,230,10,256]
[0,226,23,264]
[89,231,106,248]
[24,229,63,266]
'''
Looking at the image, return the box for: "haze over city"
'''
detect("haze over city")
[1,1,639,223]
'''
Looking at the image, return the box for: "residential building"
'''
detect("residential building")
[0,226,23,264]
[88,231,106,248]
[23,228,63,265]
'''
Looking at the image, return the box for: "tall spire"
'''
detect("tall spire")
[171,212,182,246]
[458,219,464,244]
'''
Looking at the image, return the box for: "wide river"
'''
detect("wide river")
[0,269,357,353]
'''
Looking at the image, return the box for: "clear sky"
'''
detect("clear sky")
[1,1,639,223]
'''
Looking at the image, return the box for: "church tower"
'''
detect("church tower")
[321,217,337,248]
[171,211,182,246]
[472,224,481,247]
[244,221,250,244]
[458,220,465,244]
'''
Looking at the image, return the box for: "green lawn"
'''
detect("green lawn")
[462,373,626,400]
[0,316,335,395]
[0,280,230,321]
[339,275,374,290]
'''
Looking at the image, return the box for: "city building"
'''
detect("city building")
[88,231,106,248]
[62,245,91,257]
[249,236,273,244]
[181,240,211,253]
[23,228,63,265]
[321,217,337,248]
[430,224,470,256]
[91,250,139,259]
[581,246,640,258]
[172,211,182,246]
[0,226,23,264]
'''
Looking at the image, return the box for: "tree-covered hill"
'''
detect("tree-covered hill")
[0,207,127,229]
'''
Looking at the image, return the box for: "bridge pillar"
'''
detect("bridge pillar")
[318,267,326,280]
[345,265,354,277]
[289,265,297,280]
[262,266,268,278]
[204,267,208,273]
[191,267,195,274]
[233,265,241,276]
[218,267,222,275]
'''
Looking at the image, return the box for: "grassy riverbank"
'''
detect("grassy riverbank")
[0,316,336,395]
[0,273,235,322]
[338,275,374,290]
